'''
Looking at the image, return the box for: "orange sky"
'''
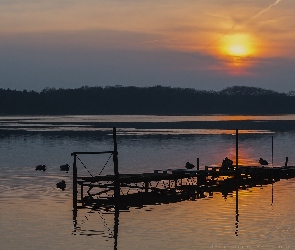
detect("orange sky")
[1,0,295,91]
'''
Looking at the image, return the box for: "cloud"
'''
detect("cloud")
[1,0,294,93]
[253,0,283,19]
[1,29,294,93]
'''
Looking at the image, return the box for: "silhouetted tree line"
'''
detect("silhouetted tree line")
[0,85,295,115]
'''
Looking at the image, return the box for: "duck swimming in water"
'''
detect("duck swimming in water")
[60,164,70,172]
[35,165,46,171]
[56,180,66,190]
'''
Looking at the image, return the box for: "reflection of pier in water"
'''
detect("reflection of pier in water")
[72,128,295,248]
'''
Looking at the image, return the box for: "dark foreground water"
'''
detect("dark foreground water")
[1,115,295,249]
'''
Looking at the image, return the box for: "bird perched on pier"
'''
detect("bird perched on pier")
[259,158,268,165]
[220,157,234,171]
[35,165,46,171]
[60,164,70,172]
[185,162,195,169]
[56,180,66,190]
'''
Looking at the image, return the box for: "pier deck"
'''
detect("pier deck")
[75,166,295,209]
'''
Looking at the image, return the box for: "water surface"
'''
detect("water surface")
[1,115,295,249]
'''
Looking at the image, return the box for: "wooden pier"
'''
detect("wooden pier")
[72,128,295,211]
[75,165,295,208]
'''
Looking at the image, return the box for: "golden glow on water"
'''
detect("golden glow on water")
[3,179,294,249]
[237,148,262,166]
[211,145,265,167]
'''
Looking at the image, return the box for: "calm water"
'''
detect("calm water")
[1,115,295,249]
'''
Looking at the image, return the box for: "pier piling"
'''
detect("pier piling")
[113,127,120,201]
[236,129,239,169]
[272,136,274,165]
[73,153,77,212]
[285,157,289,167]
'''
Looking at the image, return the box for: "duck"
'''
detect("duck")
[56,180,66,190]
[35,165,47,171]
[185,162,195,169]
[60,164,70,172]
[259,158,268,165]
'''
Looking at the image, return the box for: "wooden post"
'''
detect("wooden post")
[145,181,149,193]
[72,153,78,230]
[272,136,274,165]
[113,127,120,201]
[197,174,204,185]
[235,188,239,236]
[285,157,288,167]
[73,153,77,211]
[236,129,238,169]
[114,203,119,250]
[112,127,120,249]
[236,189,238,216]
[197,158,199,170]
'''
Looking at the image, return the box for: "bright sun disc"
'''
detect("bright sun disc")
[220,33,255,58]
[228,44,247,57]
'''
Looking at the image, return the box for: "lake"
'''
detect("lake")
[1,115,295,249]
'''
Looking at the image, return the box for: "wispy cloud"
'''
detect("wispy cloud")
[142,39,178,44]
[258,16,291,25]
[252,0,283,19]
[206,0,284,48]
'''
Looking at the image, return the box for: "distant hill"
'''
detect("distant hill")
[0,85,294,115]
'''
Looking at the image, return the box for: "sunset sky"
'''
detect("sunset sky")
[1,0,295,92]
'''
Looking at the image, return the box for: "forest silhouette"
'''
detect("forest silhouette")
[1,85,294,115]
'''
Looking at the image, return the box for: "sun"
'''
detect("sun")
[220,33,256,59]
[227,44,248,57]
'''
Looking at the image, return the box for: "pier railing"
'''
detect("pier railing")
[71,127,119,212]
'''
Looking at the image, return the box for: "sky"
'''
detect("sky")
[1,0,295,92]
